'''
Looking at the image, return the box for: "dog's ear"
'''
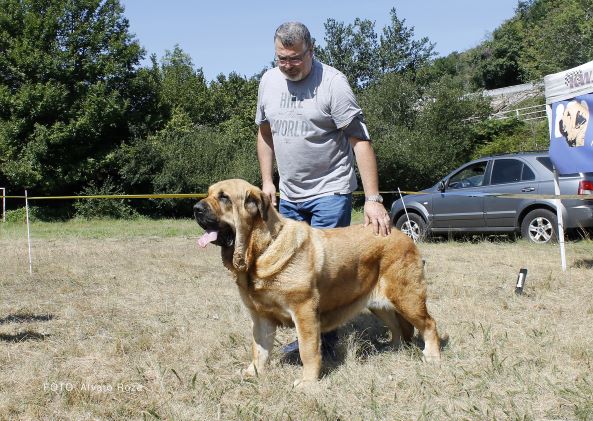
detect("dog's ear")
[232,188,270,273]
[575,111,587,129]
[244,189,269,221]
[559,119,568,137]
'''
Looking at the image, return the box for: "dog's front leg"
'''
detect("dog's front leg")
[243,314,276,377]
[291,301,321,388]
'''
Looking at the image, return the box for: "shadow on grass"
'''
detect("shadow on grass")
[280,312,449,377]
[573,259,593,269]
[0,331,50,342]
[0,313,54,343]
[0,313,54,325]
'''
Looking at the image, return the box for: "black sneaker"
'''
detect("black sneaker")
[281,330,339,358]
[320,330,338,359]
[281,339,300,354]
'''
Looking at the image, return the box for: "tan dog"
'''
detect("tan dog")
[194,179,441,388]
[559,100,589,147]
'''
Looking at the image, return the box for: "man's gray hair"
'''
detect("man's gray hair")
[274,22,313,49]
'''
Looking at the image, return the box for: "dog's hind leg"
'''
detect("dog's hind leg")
[243,315,276,377]
[381,274,441,361]
[396,312,414,343]
[412,311,440,362]
[390,295,440,361]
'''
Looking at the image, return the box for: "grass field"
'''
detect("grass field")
[1,218,593,420]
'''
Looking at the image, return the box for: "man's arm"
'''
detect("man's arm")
[257,122,277,205]
[350,137,391,236]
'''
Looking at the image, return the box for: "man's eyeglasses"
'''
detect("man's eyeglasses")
[275,49,310,66]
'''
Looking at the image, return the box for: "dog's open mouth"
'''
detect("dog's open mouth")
[198,230,218,248]
[196,222,235,248]
[198,224,235,248]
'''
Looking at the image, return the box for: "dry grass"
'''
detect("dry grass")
[1,219,593,420]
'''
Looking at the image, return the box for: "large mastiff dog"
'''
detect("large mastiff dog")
[194,179,441,387]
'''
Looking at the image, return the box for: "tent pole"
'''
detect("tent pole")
[553,168,567,271]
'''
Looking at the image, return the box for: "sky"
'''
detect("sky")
[120,0,521,81]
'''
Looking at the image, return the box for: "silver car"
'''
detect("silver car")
[390,152,593,243]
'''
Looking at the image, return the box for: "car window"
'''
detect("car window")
[522,164,535,181]
[536,156,581,177]
[448,162,487,189]
[537,157,554,172]
[491,159,525,184]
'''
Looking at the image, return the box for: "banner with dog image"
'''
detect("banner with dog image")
[545,60,593,174]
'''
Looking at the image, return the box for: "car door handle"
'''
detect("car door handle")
[521,187,535,192]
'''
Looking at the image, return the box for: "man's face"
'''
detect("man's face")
[274,39,313,82]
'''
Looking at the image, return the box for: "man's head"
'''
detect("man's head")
[274,22,314,82]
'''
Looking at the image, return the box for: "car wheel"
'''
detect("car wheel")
[395,213,427,242]
[521,209,558,244]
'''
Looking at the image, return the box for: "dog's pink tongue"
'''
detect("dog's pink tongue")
[197,230,218,248]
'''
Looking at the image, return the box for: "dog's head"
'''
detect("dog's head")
[194,179,270,271]
[559,100,589,147]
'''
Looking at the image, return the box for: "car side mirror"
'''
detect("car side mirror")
[438,181,446,192]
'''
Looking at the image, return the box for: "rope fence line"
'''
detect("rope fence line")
[1,190,412,201]
[2,193,208,200]
[2,191,592,201]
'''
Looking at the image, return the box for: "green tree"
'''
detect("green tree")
[470,18,526,89]
[472,119,549,157]
[118,105,260,217]
[467,0,593,88]
[314,18,379,88]
[126,54,169,138]
[315,8,435,89]
[363,73,491,190]
[208,72,259,127]
[406,77,491,187]
[377,8,436,76]
[519,0,593,80]
[159,45,211,125]
[359,72,423,134]
[0,0,143,195]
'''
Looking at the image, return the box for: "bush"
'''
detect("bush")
[5,206,40,223]
[366,74,492,191]
[472,120,549,158]
[74,178,138,219]
[118,108,260,217]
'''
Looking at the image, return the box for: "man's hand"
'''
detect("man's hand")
[364,201,391,236]
[262,182,277,206]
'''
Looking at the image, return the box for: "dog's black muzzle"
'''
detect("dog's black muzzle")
[193,201,217,230]
[193,200,235,248]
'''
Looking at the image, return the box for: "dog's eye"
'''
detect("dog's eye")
[218,193,231,204]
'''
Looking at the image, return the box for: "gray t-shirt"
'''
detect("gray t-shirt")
[255,60,367,202]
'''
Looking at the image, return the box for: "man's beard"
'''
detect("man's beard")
[280,67,306,82]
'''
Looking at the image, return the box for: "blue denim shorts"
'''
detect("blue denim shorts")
[279,194,352,228]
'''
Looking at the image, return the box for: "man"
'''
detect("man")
[255,21,391,355]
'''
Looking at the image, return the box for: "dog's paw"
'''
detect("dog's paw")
[232,251,248,272]
[239,363,258,378]
[292,378,318,392]
[422,352,441,363]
